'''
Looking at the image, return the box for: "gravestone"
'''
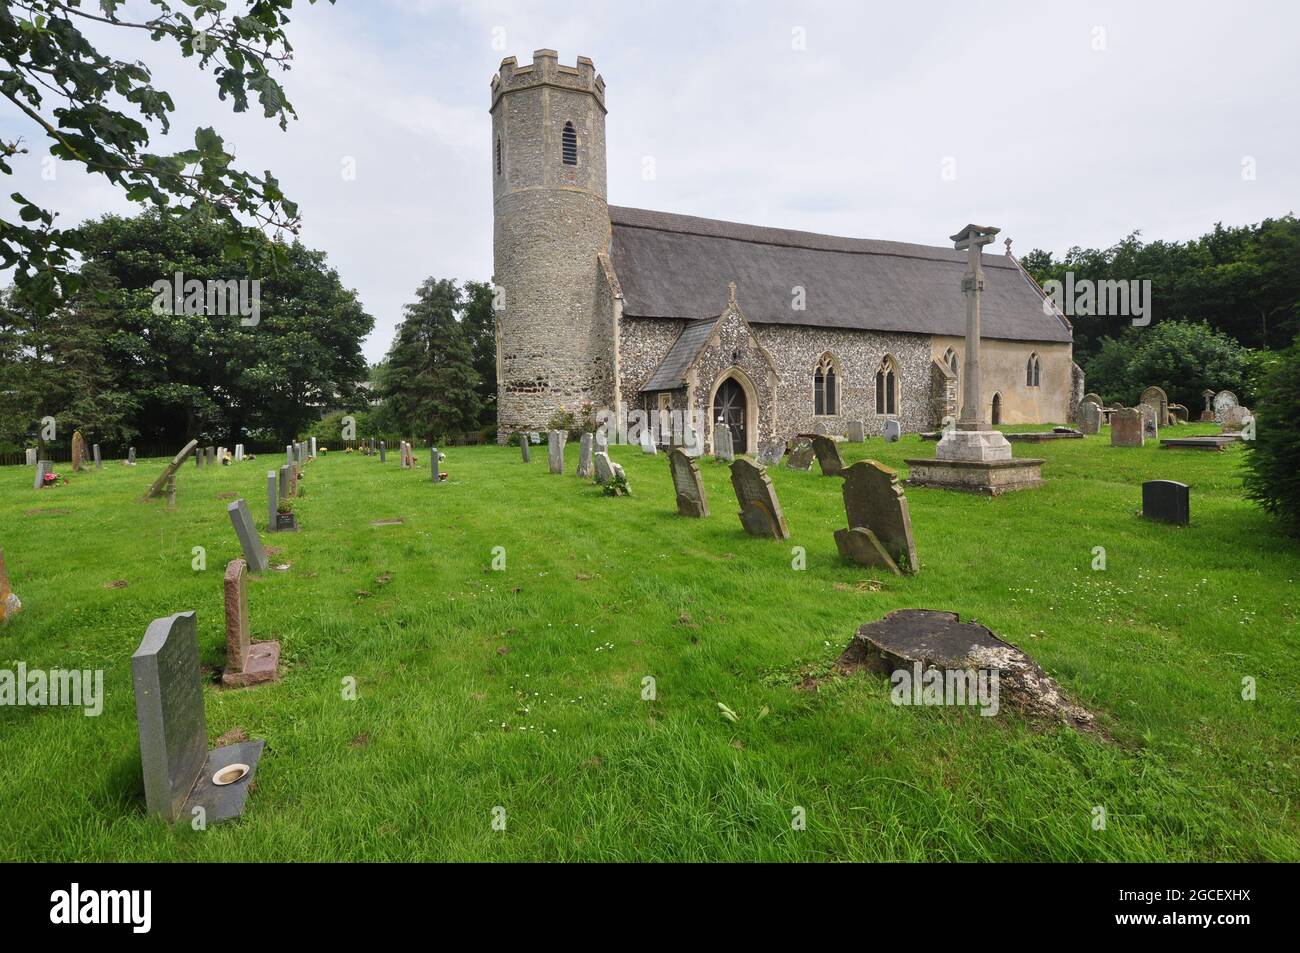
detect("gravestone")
[714,426,734,462]
[309,437,317,458]
[278,465,290,502]
[1140,386,1169,427]
[729,459,790,539]
[25,448,36,466]
[0,549,21,622]
[234,444,244,463]
[285,445,294,466]
[1139,403,1159,440]
[132,611,264,822]
[206,446,216,467]
[883,419,902,443]
[548,430,566,474]
[1110,408,1144,447]
[593,451,615,485]
[1078,400,1101,435]
[668,448,709,517]
[756,441,784,467]
[519,432,531,463]
[226,499,268,573]
[1079,392,1102,410]
[127,446,136,465]
[834,460,917,574]
[1168,403,1189,424]
[93,443,102,469]
[70,431,87,472]
[682,422,704,457]
[194,449,202,468]
[1212,390,1239,425]
[379,440,386,463]
[785,437,815,471]
[145,439,200,498]
[1221,406,1249,432]
[810,434,845,475]
[289,463,299,497]
[34,460,50,489]
[846,420,866,443]
[1142,480,1189,525]
[530,432,541,445]
[431,447,442,483]
[594,429,609,455]
[639,426,657,455]
[266,471,278,530]
[221,559,280,687]
[1200,389,1216,422]
[399,441,409,469]
[577,433,595,478]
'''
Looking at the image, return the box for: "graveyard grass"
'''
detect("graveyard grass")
[2,425,1297,862]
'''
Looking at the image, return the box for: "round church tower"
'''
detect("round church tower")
[491,50,610,439]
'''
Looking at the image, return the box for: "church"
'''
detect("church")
[491,51,1080,452]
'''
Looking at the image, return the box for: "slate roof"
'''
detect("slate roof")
[608,206,1072,344]
[640,316,719,391]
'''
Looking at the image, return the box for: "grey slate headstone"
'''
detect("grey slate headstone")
[846,420,866,443]
[379,440,386,463]
[883,419,902,443]
[267,470,278,530]
[132,611,265,823]
[836,460,917,573]
[594,451,614,485]
[34,460,50,490]
[810,434,845,475]
[714,426,734,462]
[520,433,531,463]
[278,465,290,502]
[577,433,595,478]
[669,448,709,517]
[1142,480,1189,525]
[128,446,136,465]
[431,447,442,483]
[286,444,294,466]
[548,430,566,474]
[729,459,790,539]
[226,499,268,572]
[93,443,102,469]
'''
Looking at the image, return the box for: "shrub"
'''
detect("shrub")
[1243,337,1300,536]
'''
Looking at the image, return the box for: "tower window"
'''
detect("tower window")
[496,138,502,176]
[562,121,578,165]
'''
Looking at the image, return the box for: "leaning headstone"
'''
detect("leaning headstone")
[34,460,51,490]
[1212,390,1239,425]
[1110,408,1144,447]
[714,426,734,462]
[226,499,268,573]
[756,441,784,467]
[729,459,790,539]
[593,451,617,485]
[1139,403,1159,440]
[25,448,37,466]
[883,419,902,443]
[132,611,264,822]
[519,432,531,463]
[785,437,815,471]
[93,443,102,469]
[837,461,916,573]
[71,430,87,472]
[548,430,566,474]
[1168,403,1188,424]
[669,448,709,517]
[810,434,845,475]
[1078,401,1101,435]
[221,559,280,687]
[1142,480,1190,525]
[846,420,866,443]
[0,549,23,623]
[146,439,200,498]
[577,433,595,479]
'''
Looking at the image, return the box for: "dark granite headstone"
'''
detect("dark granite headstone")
[729,459,790,539]
[1142,480,1189,525]
[809,434,845,476]
[835,460,917,573]
[132,611,265,823]
[668,448,709,517]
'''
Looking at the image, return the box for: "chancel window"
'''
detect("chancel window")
[814,354,838,416]
[875,356,898,416]
[1026,352,1041,387]
[562,122,578,165]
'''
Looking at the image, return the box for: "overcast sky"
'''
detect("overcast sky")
[4,0,1297,362]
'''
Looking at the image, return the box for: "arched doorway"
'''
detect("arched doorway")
[713,377,748,451]
[991,392,1002,425]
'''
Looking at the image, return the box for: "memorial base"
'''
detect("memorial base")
[222,640,281,688]
[905,457,1045,495]
[179,739,264,824]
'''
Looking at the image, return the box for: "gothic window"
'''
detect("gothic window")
[1026,352,1041,387]
[496,138,502,176]
[814,354,839,416]
[943,347,958,375]
[875,355,898,416]
[562,121,578,165]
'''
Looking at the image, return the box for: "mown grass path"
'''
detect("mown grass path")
[1,425,1296,860]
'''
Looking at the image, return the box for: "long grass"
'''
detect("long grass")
[1,423,1296,861]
